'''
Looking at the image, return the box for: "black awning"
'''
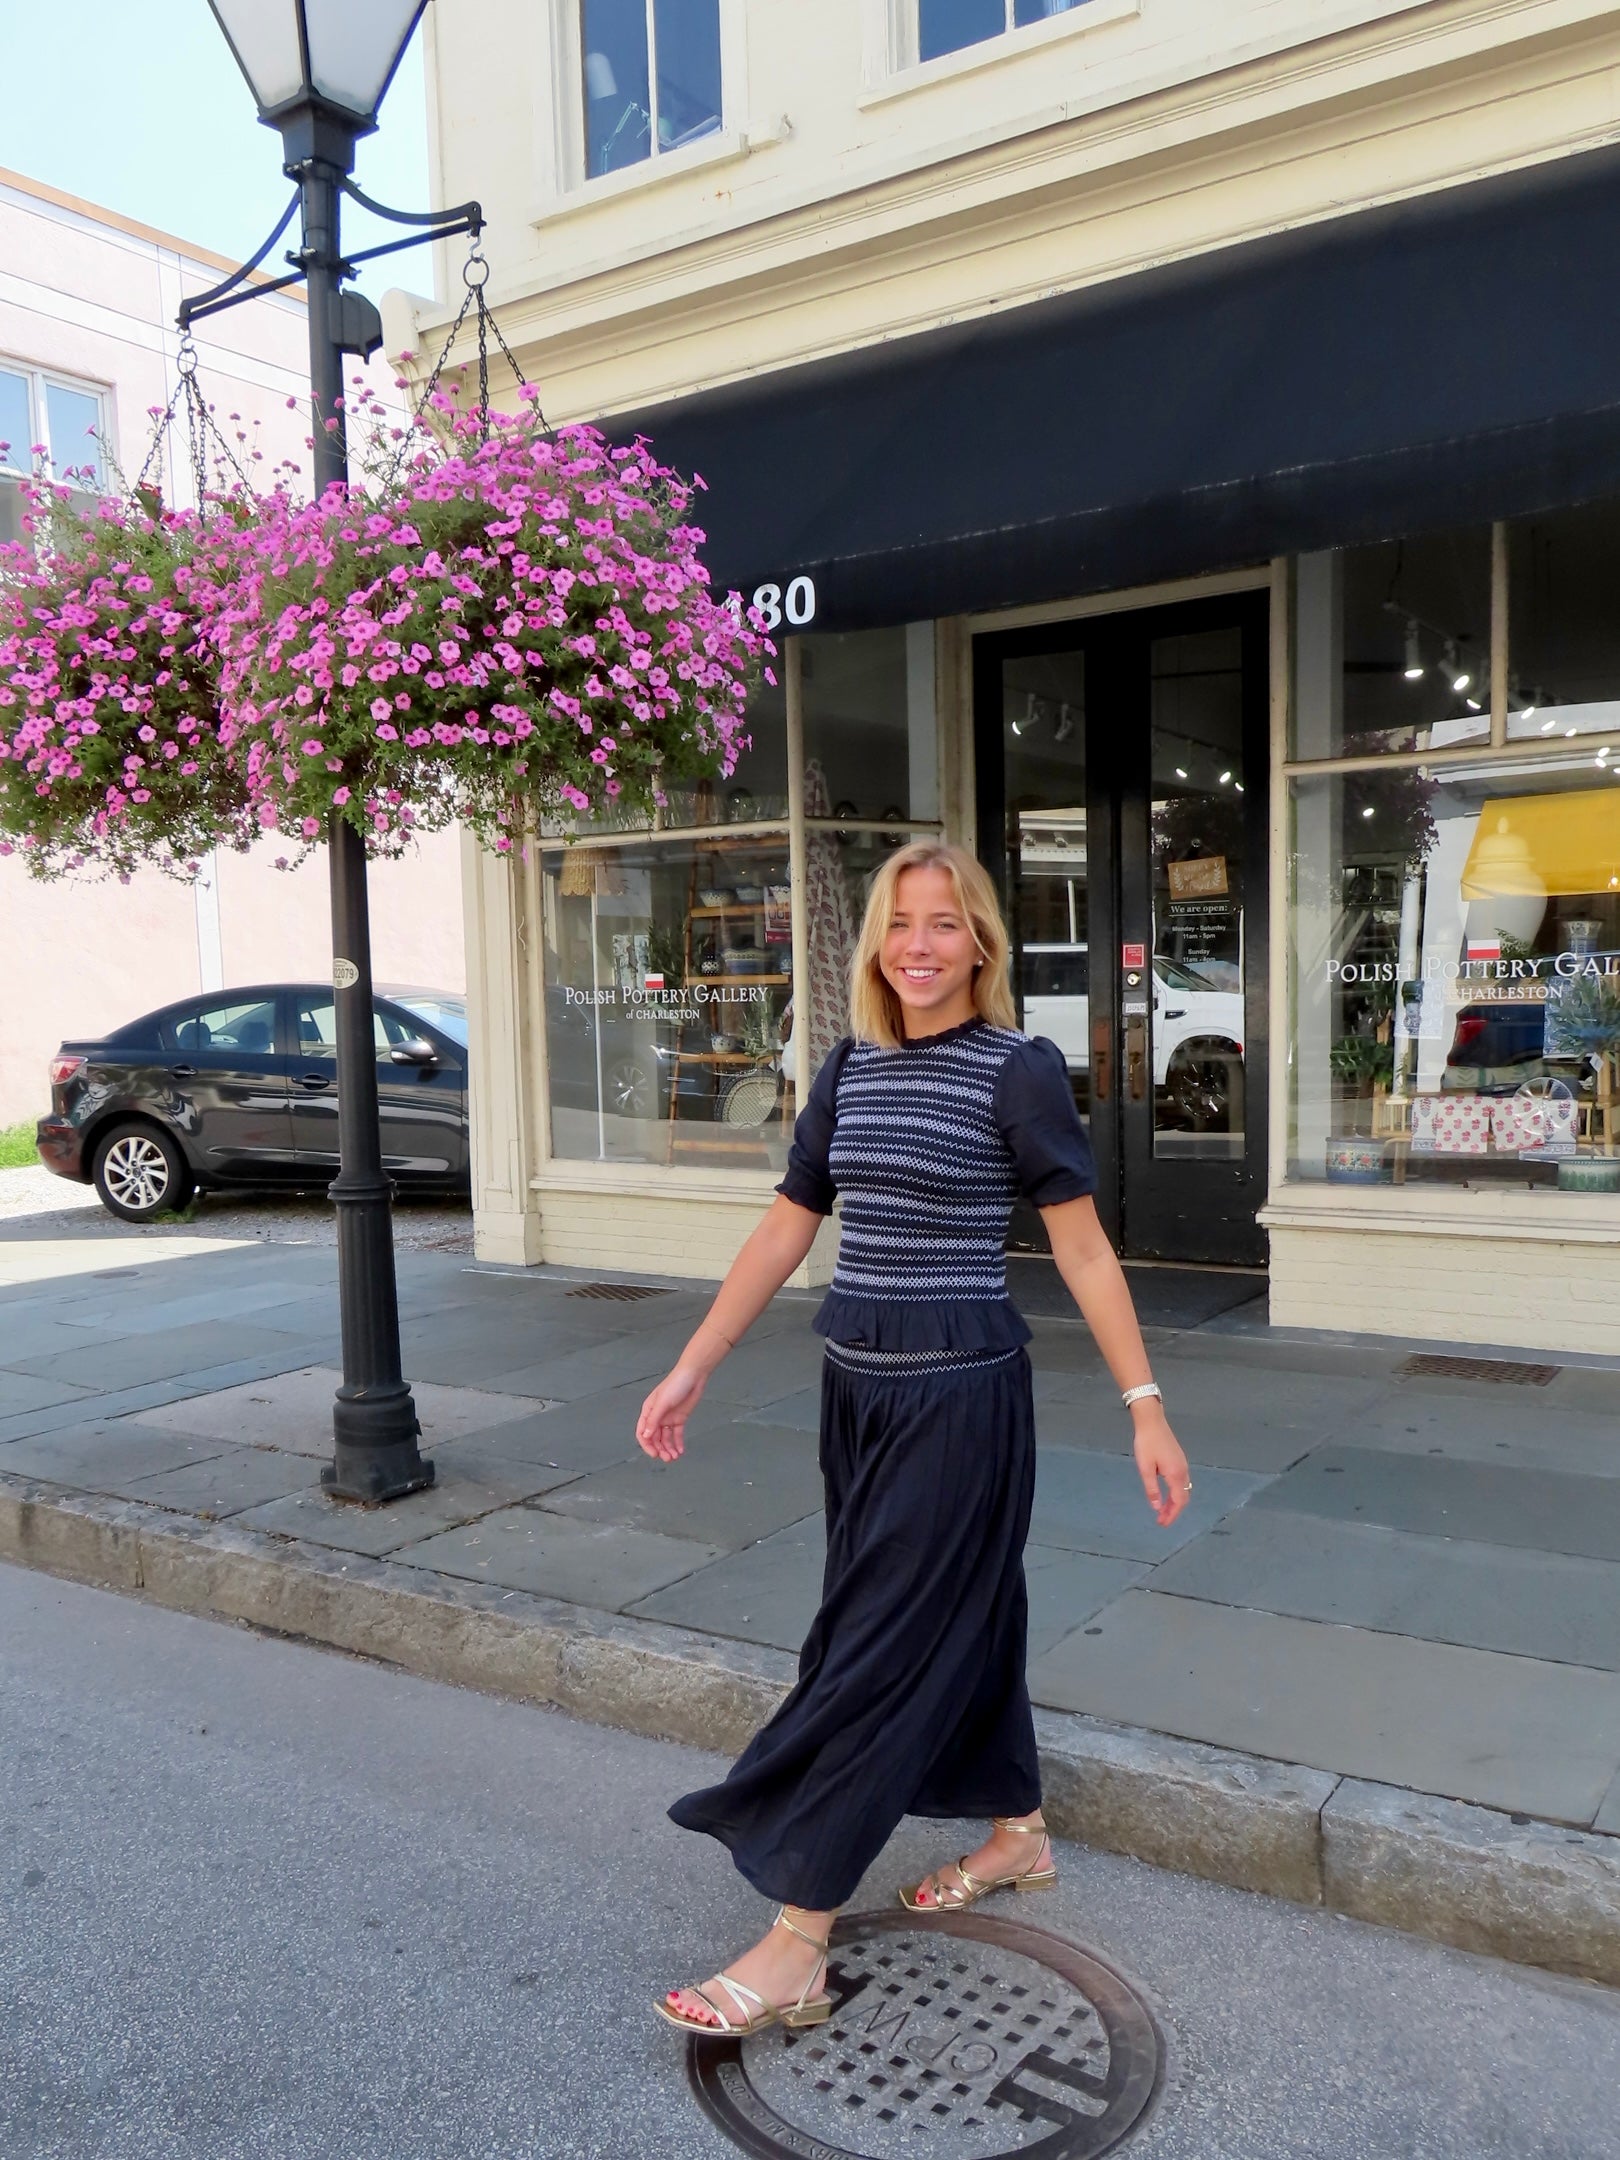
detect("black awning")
[614,145,1620,630]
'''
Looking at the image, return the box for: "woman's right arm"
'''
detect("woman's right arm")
[635,1195,823,1461]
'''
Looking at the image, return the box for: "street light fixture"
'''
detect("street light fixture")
[189,0,479,1503]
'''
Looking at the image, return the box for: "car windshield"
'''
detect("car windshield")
[391,994,468,1047]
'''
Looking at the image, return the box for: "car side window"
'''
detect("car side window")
[297,997,413,1057]
[161,998,278,1054]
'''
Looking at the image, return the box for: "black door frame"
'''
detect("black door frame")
[973,590,1271,1267]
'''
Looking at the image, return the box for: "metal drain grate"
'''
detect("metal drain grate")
[565,1281,673,1303]
[1399,1353,1560,1387]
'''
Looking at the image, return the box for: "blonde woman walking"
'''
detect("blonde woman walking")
[639,842,1192,2039]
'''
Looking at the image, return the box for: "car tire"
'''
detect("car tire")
[1163,1043,1240,1132]
[603,1055,655,1119]
[92,1121,194,1223]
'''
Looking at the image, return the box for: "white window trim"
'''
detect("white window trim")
[543,0,755,209]
[0,358,112,486]
[862,0,1140,104]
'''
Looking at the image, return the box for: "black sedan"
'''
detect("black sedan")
[37,984,470,1223]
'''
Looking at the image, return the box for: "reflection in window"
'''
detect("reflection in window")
[541,835,794,1167]
[1294,533,1491,759]
[45,381,103,487]
[0,370,30,473]
[919,0,1088,62]
[1508,502,1620,741]
[581,0,722,178]
[1290,757,1620,1189]
[800,627,925,822]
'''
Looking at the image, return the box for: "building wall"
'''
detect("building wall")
[409,0,1620,419]
[0,171,466,1131]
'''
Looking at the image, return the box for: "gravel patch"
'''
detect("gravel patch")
[0,1164,472,1253]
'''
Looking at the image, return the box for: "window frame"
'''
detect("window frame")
[874,0,1139,88]
[0,359,112,489]
[571,0,733,189]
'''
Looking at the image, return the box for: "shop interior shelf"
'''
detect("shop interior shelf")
[686,973,791,987]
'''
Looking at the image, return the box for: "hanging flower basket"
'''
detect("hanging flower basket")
[214,394,771,859]
[0,483,250,880]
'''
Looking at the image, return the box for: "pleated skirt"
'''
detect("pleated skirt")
[668,1344,1042,1910]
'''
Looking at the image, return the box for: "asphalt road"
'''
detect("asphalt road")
[2,1564,1616,2160]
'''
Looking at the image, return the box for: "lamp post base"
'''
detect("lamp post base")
[321,1383,435,1503]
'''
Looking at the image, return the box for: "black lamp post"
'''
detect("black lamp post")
[186,0,481,1502]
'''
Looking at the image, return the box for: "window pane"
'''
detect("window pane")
[166,999,278,1053]
[1508,502,1620,742]
[1289,755,1620,1191]
[297,996,402,1055]
[1293,532,1491,759]
[1152,629,1246,1161]
[541,833,794,1165]
[918,0,1004,62]
[801,628,916,820]
[45,382,102,487]
[1013,0,1087,22]
[582,0,651,176]
[1004,650,1090,1123]
[653,0,721,152]
[0,370,30,472]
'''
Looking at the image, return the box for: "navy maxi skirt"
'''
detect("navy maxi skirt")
[668,1345,1042,1910]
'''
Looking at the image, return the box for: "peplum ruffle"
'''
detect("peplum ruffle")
[812,1290,1032,1354]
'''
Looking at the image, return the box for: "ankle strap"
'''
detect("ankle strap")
[774,1907,830,1953]
[993,1817,1048,1834]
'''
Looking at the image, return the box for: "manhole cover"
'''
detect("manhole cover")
[688,1910,1161,2160]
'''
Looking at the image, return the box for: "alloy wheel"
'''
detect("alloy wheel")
[102,1134,172,1212]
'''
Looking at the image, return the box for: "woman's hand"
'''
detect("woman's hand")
[1132,1409,1193,1528]
[636,1364,709,1462]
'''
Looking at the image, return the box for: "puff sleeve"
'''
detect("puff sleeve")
[774,1037,852,1216]
[994,1035,1097,1206]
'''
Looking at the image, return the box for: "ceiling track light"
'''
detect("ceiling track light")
[1403,620,1425,680]
[1443,640,1472,695]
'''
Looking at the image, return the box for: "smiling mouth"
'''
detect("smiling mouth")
[899,967,941,983]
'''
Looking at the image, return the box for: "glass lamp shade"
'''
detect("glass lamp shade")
[208,0,427,126]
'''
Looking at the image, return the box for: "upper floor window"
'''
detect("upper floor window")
[0,362,107,489]
[918,0,1090,64]
[581,0,722,179]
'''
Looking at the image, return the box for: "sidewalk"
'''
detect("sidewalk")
[3,1191,1619,1984]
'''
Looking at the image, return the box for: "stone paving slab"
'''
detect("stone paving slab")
[1150,1508,1620,1670]
[1252,1444,1620,1561]
[0,1371,99,1418]
[477,1316,713,1401]
[43,1277,325,1338]
[628,1513,826,1650]
[1030,1446,1267,1560]
[451,1383,677,1473]
[10,1322,323,1395]
[1023,1544,1150,1656]
[537,1422,825,1549]
[132,1366,547,1457]
[1342,1389,1620,1478]
[1027,1589,1620,1825]
[0,1314,123,1363]
[395,1505,723,1611]
[119,1446,325,1520]
[232,1447,581,1556]
[0,1420,234,1486]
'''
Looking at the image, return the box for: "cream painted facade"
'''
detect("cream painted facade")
[403,0,1620,1351]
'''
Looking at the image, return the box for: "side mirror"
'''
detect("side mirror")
[390,1037,439,1066]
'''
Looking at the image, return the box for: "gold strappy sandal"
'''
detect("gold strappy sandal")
[899,1817,1058,1913]
[655,1907,835,2039]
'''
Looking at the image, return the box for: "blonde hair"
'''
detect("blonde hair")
[848,840,1018,1049]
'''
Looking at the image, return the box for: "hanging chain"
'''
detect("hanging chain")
[134,334,255,517]
[382,241,545,493]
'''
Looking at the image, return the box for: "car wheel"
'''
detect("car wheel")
[92,1121,194,1223]
[603,1055,655,1119]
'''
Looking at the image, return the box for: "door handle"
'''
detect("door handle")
[168,1064,196,1078]
[1090,1019,1112,1103]
[298,1072,332,1091]
[1125,1014,1149,1102]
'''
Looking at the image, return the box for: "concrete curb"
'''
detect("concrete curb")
[3,1469,1617,1989]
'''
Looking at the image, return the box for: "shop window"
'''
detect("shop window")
[800,627,930,822]
[917,0,1089,64]
[1293,532,1491,759]
[1289,756,1620,1190]
[540,832,795,1169]
[1507,501,1620,742]
[580,0,722,179]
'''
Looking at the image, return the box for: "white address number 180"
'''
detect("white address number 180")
[742,575,817,630]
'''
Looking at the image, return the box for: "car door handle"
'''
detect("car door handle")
[168,1064,196,1078]
[298,1072,332,1091]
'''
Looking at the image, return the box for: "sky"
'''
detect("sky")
[5,1,434,303]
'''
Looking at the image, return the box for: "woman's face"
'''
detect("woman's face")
[879,864,982,1035]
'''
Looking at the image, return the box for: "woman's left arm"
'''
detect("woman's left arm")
[1040,1196,1193,1528]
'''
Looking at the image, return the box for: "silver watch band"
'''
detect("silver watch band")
[1121,1382,1163,1410]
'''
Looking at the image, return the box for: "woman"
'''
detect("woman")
[638,841,1192,2039]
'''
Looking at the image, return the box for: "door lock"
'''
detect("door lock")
[1125,1013,1149,1102]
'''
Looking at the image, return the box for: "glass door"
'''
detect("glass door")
[975,594,1270,1265]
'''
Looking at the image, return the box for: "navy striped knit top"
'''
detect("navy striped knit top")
[776,1016,1096,1352]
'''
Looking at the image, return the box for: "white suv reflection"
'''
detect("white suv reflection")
[1021,946,1245,1121]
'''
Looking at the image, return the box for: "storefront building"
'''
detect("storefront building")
[411,0,1620,1351]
